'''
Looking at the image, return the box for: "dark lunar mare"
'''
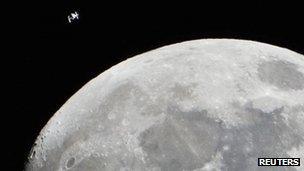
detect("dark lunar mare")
[258,60,304,90]
[139,102,303,171]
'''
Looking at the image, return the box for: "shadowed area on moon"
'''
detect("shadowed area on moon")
[26,39,304,171]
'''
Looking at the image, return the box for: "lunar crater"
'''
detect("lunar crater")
[66,157,75,168]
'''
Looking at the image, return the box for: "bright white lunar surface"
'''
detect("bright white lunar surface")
[26,39,304,171]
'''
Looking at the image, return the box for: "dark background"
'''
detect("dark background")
[7,1,303,170]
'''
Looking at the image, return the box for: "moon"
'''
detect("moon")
[26,39,304,171]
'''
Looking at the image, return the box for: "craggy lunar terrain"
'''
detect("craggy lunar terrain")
[26,39,304,171]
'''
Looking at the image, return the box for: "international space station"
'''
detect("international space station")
[67,11,79,23]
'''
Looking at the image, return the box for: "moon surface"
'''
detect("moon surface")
[26,39,304,171]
